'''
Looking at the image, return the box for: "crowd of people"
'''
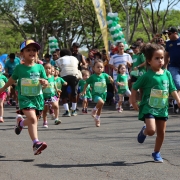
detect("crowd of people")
[0,27,180,162]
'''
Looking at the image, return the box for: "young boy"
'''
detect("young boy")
[0,39,48,155]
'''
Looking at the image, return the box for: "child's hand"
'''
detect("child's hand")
[132,102,139,111]
[39,79,48,86]
[80,91,86,96]
[108,76,114,83]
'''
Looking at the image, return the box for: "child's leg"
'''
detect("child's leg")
[96,98,104,116]
[118,94,123,111]
[154,120,166,152]
[51,101,61,124]
[144,118,156,136]
[42,105,48,127]
[82,98,87,109]
[0,99,4,122]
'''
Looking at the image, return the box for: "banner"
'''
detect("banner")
[92,0,108,54]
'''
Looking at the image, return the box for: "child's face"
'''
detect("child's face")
[93,62,104,74]
[44,64,52,75]
[132,47,139,54]
[21,44,38,62]
[51,67,55,75]
[55,69,59,76]
[148,50,164,70]
[83,73,89,80]
[0,65,2,72]
[119,66,126,74]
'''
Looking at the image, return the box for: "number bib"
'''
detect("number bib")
[119,82,128,89]
[149,89,168,108]
[56,82,62,90]
[0,80,5,88]
[43,82,55,94]
[94,82,106,93]
[130,70,139,77]
[21,78,42,96]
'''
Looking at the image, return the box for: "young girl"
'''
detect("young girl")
[42,63,60,127]
[116,64,132,113]
[54,67,67,99]
[131,43,180,162]
[0,39,48,155]
[81,60,113,127]
[79,70,92,113]
[0,64,9,122]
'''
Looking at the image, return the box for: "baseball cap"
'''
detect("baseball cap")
[131,43,139,49]
[72,42,80,47]
[168,27,178,33]
[20,39,41,51]
[128,49,133,54]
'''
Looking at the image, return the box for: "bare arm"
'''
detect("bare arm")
[81,83,88,95]
[171,91,180,108]
[0,77,15,93]
[164,51,170,69]
[131,88,139,111]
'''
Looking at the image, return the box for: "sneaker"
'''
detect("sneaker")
[51,113,55,120]
[91,109,97,118]
[16,105,19,110]
[7,101,12,106]
[71,110,77,116]
[94,118,100,127]
[85,108,88,113]
[173,100,179,113]
[54,119,61,125]
[115,103,119,110]
[62,110,71,117]
[0,117,4,123]
[118,108,123,113]
[82,108,85,113]
[137,125,146,143]
[76,108,79,111]
[15,115,24,135]
[33,141,47,155]
[43,122,48,128]
[152,152,163,163]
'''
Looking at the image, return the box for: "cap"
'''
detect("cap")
[72,42,80,47]
[128,49,133,54]
[131,43,139,49]
[20,39,41,51]
[168,27,178,33]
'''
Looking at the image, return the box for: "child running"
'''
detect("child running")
[0,64,9,122]
[42,63,61,127]
[81,60,113,127]
[116,64,132,113]
[79,70,92,113]
[131,43,180,162]
[0,39,48,155]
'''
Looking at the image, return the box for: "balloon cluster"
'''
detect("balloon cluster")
[107,12,128,49]
[48,36,59,54]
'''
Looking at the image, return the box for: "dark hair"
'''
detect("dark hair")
[141,43,164,66]
[9,53,15,59]
[60,49,72,57]
[43,62,52,67]
[117,64,126,74]
[136,38,144,43]
[93,59,104,67]
[95,52,102,59]
[44,53,51,58]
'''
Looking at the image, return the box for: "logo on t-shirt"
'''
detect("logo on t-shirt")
[169,44,173,47]
[162,80,169,89]
[30,73,40,79]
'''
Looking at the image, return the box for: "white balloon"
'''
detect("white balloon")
[119,31,123,35]
[121,38,125,43]
[116,24,121,28]
[108,20,113,24]
[114,13,118,17]
[124,44,129,49]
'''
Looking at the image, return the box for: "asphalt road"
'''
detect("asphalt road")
[0,104,180,180]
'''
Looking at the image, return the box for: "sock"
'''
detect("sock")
[63,103,69,111]
[94,106,98,110]
[95,115,100,119]
[33,139,39,145]
[174,100,177,104]
[72,103,77,111]
[20,120,24,127]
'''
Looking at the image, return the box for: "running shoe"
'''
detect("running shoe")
[137,125,146,143]
[173,100,179,113]
[62,111,71,117]
[33,141,47,155]
[15,115,24,135]
[118,108,123,113]
[43,122,48,128]
[0,117,4,123]
[152,152,163,163]
[85,108,88,113]
[54,119,61,125]
[115,103,119,110]
[94,118,100,127]
[71,110,77,116]
[82,108,85,113]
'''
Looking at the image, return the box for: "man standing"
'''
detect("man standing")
[165,27,180,113]
[71,42,86,71]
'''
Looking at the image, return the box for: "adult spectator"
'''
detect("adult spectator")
[164,27,180,113]
[52,51,59,62]
[55,49,80,116]
[56,48,60,58]
[156,37,166,48]
[71,42,86,70]
[43,53,55,66]
[109,42,132,81]
[136,38,144,47]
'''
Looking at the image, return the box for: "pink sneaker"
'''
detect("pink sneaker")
[118,108,123,113]
[94,118,100,127]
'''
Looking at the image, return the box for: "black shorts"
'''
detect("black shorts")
[144,113,168,121]
[61,75,79,98]
[131,76,138,83]
[17,108,42,116]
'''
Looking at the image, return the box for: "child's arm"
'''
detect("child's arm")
[0,77,16,94]
[63,82,68,86]
[131,88,139,111]
[108,76,114,84]
[171,91,180,108]
[81,83,88,95]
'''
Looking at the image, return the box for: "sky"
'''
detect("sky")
[153,1,180,10]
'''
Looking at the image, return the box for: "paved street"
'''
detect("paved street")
[0,104,180,180]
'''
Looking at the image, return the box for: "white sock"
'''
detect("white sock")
[96,115,100,119]
[63,103,69,111]
[72,103,77,111]
[174,100,177,104]
[94,107,98,111]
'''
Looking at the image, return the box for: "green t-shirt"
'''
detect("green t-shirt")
[86,73,110,101]
[79,79,92,99]
[116,74,129,94]
[55,77,66,90]
[132,69,176,120]
[43,75,56,99]
[131,53,146,78]
[0,74,8,92]
[11,63,47,110]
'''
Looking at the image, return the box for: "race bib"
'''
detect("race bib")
[130,70,139,77]
[21,78,42,96]
[149,89,168,108]
[55,82,62,90]
[43,82,55,94]
[0,80,5,88]
[119,82,127,89]
[94,82,106,93]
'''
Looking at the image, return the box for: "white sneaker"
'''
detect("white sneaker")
[116,103,119,110]
[43,122,48,128]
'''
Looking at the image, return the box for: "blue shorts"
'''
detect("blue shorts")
[144,113,168,121]
[93,96,103,103]
[168,67,180,90]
